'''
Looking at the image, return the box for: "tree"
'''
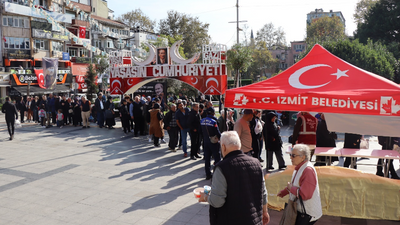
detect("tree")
[353,0,378,24]
[226,44,253,86]
[306,16,346,44]
[245,40,278,80]
[85,64,98,101]
[299,39,398,81]
[158,11,210,58]
[255,22,286,49]
[94,55,109,92]
[354,0,400,58]
[117,9,156,32]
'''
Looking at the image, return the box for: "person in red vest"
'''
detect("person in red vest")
[291,112,318,160]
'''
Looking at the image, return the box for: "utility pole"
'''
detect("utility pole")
[229,1,247,88]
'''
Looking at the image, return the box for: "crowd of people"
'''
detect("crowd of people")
[3,91,400,225]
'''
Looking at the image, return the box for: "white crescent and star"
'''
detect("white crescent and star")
[38,73,44,83]
[206,77,219,87]
[127,79,133,86]
[288,64,349,89]
[170,40,200,64]
[111,79,121,88]
[191,77,198,85]
[131,43,156,66]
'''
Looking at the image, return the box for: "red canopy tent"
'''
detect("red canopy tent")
[225,44,400,136]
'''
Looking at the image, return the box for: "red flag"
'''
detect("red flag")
[79,27,86,38]
[35,69,45,89]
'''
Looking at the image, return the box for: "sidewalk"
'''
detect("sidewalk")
[0,122,398,224]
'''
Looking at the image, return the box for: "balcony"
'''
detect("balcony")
[72,19,90,28]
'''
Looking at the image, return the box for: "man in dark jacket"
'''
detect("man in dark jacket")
[200,107,221,180]
[164,104,179,152]
[176,102,190,157]
[188,102,202,160]
[95,92,105,128]
[2,97,19,140]
[16,97,26,123]
[131,96,145,136]
[199,131,270,225]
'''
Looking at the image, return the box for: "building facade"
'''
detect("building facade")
[307,8,346,29]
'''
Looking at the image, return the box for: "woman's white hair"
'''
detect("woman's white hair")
[293,144,311,161]
[220,131,241,150]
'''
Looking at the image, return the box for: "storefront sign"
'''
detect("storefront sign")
[76,57,91,64]
[62,52,70,61]
[52,32,69,41]
[7,50,31,59]
[31,21,52,31]
[71,38,91,46]
[12,73,68,86]
[32,29,52,39]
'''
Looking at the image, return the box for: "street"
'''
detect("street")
[0,119,398,224]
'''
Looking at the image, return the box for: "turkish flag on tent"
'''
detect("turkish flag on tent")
[79,26,86,38]
[225,44,400,116]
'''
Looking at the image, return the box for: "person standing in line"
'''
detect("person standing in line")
[199,131,270,225]
[234,109,254,156]
[16,97,26,123]
[250,109,265,162]
[48,94,56,125]
[95,92,105,128]
[164,104,179,152]
[149,103,164,147]
[56,109,64,128]
[131,96,145,136]
[1,97,18,140]
[278,144,322,224]
[25,96,33,123]
[80,96,91,128]
[200,107,221,180]
[120,99,131,134]
[31,96,39,123]
[291,111,318,160]
[72,97,82,127]
[188,102,202,160]
[60,95,68,126]
[104,96,116,129]
[176,102,190,157]
[265,112,286,171]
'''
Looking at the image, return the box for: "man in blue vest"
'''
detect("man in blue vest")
[200,107,221,180]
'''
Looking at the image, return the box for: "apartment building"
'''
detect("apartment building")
[307,8,346,30]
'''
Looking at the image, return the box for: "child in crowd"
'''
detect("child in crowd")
[39,106,46,128]
[57,109,64,128]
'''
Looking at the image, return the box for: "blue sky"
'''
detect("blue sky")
[112,0,360,48]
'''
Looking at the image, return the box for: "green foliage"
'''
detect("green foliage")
[158,11,210,58]
[306,16,346,44]
[85,64,98,101]
[353,0,378,24]
[245,40,279,81]
[299,39,397,81]
[227,44,253,73]
[255,22,286,49]
[117,9,156,32]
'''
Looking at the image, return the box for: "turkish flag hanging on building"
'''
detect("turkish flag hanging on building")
[34,69,45,89]
[79,26,86,38]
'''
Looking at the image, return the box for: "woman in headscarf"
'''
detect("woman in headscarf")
[104,96,116,129]
[278,144,322,224]
[265,112,286,170]
[149,103,164,147]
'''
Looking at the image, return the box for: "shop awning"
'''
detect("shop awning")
[10,85,70,96]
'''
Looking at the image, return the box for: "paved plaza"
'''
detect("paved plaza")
[0,118,398,224]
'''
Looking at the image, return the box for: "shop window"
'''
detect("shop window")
[34,39,49,50]
[9,38,15,49]
[52,41,63,52]
[68,48,77,57]
[79,48,88,57]
[25,38,30,49]
[4,37,9,49]
[8,17,13,26]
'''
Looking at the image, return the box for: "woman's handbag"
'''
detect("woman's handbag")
[279,198,297,225]
[295,195,312,225]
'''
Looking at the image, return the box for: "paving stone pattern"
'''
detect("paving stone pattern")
[0,119,398,224]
